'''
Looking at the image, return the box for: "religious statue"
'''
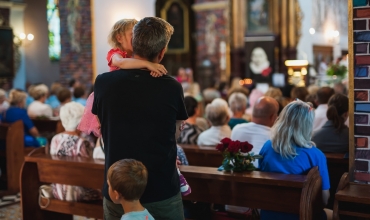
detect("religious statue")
[249,47,271,76]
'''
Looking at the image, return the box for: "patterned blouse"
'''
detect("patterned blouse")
[50,133,101,202]
[177,123,204,145]
[177,145,189,165]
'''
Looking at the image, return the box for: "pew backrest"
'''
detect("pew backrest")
[21,148,104,220]
[32,118,64,138]
[0,120,25,193]
[178,144,222,167]
[179,165,324,220]
[324,152,349,209]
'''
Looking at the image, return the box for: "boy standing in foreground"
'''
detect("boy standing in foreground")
[107,159,154,220]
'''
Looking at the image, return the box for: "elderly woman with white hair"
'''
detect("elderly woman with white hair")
[197,98,231,145]
[50,102,101,201]
[228,92,248,129]
[258,100,331,220]
[0,89,44,148]
[27,84,53,118]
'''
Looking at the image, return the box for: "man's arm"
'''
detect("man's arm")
[29,127,40,137]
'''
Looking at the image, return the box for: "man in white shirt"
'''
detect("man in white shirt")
[313,87,334,134]
[231,96,279,167]
[226,96,279,214]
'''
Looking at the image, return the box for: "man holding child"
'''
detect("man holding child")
[92,17,188,220]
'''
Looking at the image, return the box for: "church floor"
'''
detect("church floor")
[0,203,95,220]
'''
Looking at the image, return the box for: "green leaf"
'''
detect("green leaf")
[223,163,233,171]
[252,155,263,159]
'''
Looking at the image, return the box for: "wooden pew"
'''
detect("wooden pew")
[180,165,324,220]
[21,147,323,220]
[21,148,104,220]
[178,144,222,167]
[180,144,348,169]
[0,120,35,194]
[333,173,370,220]
[180,145,349,210]
[324,153,349,209]
[32,118,64,141]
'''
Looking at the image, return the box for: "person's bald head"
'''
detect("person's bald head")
[252,96,279,127]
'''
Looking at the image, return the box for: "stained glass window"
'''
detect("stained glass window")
[47,0,61,61]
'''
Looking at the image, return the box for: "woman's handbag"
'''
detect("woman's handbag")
[38,185,53,208]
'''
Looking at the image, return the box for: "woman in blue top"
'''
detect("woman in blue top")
[258,100,331,220]
[1,89,42,147]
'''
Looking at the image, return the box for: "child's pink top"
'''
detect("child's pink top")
[77,92,101,137]
[106,48,127,72]
[78,48,128,137]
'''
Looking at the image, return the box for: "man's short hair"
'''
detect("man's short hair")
[107,159,148,201]
[57,88,72,103]
[316,87,335,104]
[132,17,174,61]
[73,86,85,99]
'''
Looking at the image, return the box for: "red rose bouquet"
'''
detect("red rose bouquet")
[216,138,262,172]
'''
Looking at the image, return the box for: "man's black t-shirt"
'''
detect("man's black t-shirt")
[92,69,188,203]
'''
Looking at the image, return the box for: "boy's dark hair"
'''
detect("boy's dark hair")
[57,88,72,103]
[73,86,85,99]
[107,159,148,201]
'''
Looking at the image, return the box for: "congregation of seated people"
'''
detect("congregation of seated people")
[0,71,350,220]
[0,79,89,149]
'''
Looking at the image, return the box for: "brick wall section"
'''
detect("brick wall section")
[353,0,370,183]
[195,0,229,83]
[59,0,93,90]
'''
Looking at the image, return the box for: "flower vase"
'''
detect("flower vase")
[216,138,262,173]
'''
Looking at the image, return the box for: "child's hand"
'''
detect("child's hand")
[147,63,167,77]
[150,71,162,77]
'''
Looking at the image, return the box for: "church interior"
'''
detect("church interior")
[0,0,369,219]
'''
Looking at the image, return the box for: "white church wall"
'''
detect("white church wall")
[92,0,156,78]
[297,0,314,63]
[9,4,26,90]
[297,0,348,65]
